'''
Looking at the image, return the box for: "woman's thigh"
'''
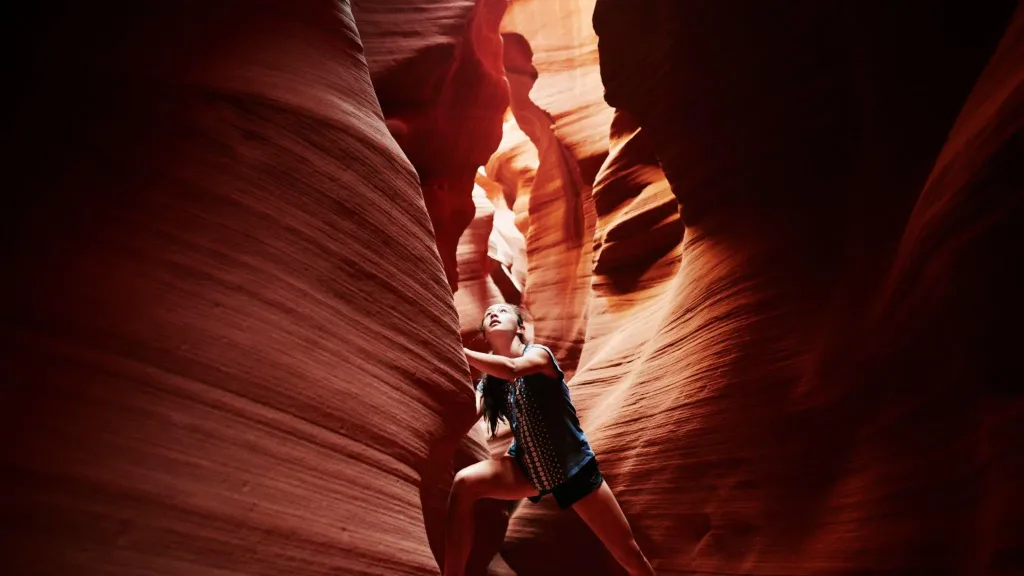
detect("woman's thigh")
[571,481,635,544]
[454,455,537,501]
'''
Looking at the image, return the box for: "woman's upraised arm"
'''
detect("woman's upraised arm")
[463,347,558,380]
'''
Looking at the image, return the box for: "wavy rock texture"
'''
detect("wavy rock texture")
[498,29,596,378]
[441,0,615,375]
[7,1,1023,575]
[485,113,541,238]
[353,4,530,564]
[353,10,532,563]
[6,1,476,574]
[353,0,511,291]
[497,1,1023,575]
[453,175,528,342]
[454,183,505,335]
[502,0,612,179]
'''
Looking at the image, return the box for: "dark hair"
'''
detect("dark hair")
[478,374,508,438]
[478,304,529,438]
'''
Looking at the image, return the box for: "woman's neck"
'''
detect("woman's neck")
[490,337,526,358]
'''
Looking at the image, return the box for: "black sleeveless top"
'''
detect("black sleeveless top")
[478,344,595,491]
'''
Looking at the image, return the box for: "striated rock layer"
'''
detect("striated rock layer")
[501,0,612,180]
[5,1,478,574]
[452,0,612,375]
[353,0,511,291]
[498,27,596,378]
[493,2,1023,575]
[352,3,532,569]
[6,1,1022,575]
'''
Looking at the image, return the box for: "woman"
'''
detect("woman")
[444,303,655,576]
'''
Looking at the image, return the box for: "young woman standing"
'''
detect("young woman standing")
[443,303,655,576]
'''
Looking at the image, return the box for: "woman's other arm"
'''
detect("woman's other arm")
[463,347,558,380]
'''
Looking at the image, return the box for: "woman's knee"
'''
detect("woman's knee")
[451,468,482,502]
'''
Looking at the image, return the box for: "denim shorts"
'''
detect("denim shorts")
[524,457,604,509]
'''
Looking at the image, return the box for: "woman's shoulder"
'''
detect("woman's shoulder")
[526,342,553,352]
[524,343,564,378]
[525,342,557,359]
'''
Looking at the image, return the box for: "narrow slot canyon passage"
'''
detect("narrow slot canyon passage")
[5,1,1023,575]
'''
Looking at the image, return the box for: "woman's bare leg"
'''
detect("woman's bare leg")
[572,481,655,576]
[443,455,536,576]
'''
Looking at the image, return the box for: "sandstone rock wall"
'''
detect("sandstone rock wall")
[492,2,1022,574]
[6,2,475,574]
[6,1,1022,575]
[354,0,511,291]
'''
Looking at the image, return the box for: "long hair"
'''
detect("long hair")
[478,304,529,438]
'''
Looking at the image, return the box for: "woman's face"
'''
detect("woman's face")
[482,304,521,339]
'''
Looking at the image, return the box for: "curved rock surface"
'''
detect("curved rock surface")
[6,1,478,574]
[496,2,1022,575]
[501,0,612,180]
[496,27,596,377]
[7,1,1023,575]
[456,0,617,378]
[453,177,528,340]
[354,0,511,291]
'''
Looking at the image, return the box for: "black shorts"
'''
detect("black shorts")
[525,457,604,509]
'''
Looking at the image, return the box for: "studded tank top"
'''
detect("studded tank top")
[477,344,595,491]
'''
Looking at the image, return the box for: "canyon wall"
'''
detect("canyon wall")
[353,0,510,292]
[6,1,1022,575]
[492,1,1023,575]
[352,2,523,570]
[5,1,476,574]
[497,0,611,375]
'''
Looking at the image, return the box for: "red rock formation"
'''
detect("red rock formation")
[352,3,534,570]
[7,1,1022,575]
[353,0,511,291]
[443,0,615,374]
[455,175,529,319]
[498,29,596,377]
[485,113,540,238]
[454,183,506,332]
[493,1,1022,575]
[6,1,477,574]
[501,0,612,179]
